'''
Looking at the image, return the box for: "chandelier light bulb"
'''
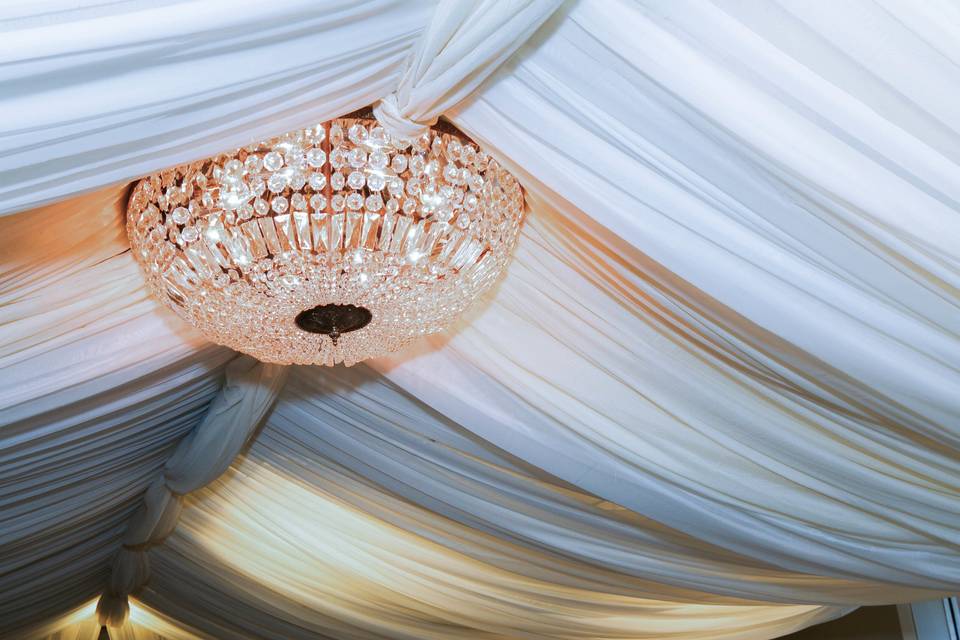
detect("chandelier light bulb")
[127,113,524,365]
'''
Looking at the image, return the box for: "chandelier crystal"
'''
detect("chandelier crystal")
[127,112,524,365]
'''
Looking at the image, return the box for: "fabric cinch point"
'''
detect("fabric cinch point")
[373,93,436,140]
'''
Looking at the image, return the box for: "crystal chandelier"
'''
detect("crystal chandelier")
[127,111,524,365]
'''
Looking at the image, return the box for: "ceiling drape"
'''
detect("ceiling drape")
[1,0,958,639]
[0,0,434,215]
[133,375,848,640]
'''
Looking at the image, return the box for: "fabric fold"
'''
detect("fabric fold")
[0,0,431,216]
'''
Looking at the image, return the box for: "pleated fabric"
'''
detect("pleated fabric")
[137,369,849,640]
[2,1,959,639]
[0,0,434,215]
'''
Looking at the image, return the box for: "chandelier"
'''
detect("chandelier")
[127,111,524,365]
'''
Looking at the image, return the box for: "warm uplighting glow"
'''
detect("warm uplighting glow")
[66,599,99,624]
[127,115,524,365]
[176,456,835,639]
[37,598,201,639]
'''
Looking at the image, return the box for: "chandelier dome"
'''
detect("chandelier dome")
[127,113,524,365]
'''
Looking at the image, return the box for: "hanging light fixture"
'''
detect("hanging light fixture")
[126,110,524,365]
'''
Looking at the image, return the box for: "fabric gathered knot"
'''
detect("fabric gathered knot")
[96,592,130,628]
[96,547,151,625]
[373,93,436,141]
[95,358,287,627]
[96,479,183,626]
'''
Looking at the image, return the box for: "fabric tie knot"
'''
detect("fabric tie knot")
[373,93,435,140]
[96,593,130,628]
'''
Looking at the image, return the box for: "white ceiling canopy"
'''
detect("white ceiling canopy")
[1,1,958,639]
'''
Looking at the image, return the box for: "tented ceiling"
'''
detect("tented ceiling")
[1,1,958,639]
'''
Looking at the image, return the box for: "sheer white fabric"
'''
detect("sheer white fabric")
[0,189,216,411]
[431,0,960,585]
[374,196,960,595]
[0,0,434,215]
[134,377,849,639]
[1,0,959,639]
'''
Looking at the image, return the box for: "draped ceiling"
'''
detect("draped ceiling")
[2,1,958,639]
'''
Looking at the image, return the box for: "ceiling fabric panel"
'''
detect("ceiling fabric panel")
[0,188,232,636]
[0,345,229,636]
[276,365,947,605]
[1,0,958,639]
[373,196,960,592]
[0,187,221,411]
[137,406,848,640]
[445,0,960,439]
[0,0,435,216]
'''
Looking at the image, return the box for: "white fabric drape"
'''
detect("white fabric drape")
[446,0,960,440]
[0,0,434,216]
[374,196,960,596]
[134,376,849,640]
[0,188,218,411]
[277,364,949,605]
[418,0,960,585]
[0,353,223,639]
[2,0,960,639]
[0,192,232,637]
[372,0,562,138]
[96,357,288,626]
